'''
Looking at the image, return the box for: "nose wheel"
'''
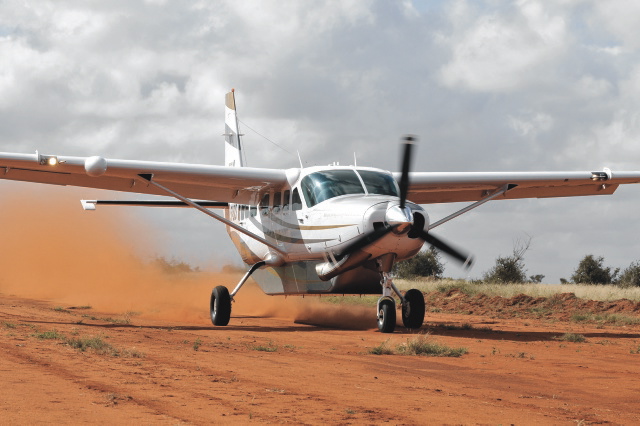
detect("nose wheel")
[377,269,425,333]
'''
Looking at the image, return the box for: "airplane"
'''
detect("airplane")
[2,89,640,333]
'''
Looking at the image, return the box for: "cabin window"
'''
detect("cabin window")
[273,192,282,212]
[300,170,365,207]
[283,189,291,211]
[291,188,303,211]
[357,170,399,197]
[260,193,270,215]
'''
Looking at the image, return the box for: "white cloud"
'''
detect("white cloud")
[439,0,567,92]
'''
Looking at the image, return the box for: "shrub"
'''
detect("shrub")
[571,255,619,285]
[483,237,533,284]
[152,256,200,274]
[394,246,444,279]
[618,261,640,288]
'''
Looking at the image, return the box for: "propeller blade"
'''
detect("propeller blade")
[418,230,474,269]
[339,224,396,257]
[398,135,415,210]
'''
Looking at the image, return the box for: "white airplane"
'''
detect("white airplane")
[2,90,640,333]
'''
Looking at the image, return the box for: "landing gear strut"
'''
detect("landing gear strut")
[376,257,425,333]
[209,260,266,327]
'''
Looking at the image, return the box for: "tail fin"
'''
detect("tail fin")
[224,89,244,167]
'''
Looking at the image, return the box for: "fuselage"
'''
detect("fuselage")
[224,165,428,294]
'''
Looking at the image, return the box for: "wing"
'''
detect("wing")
[0,152,288,204]
[399,170,640,204]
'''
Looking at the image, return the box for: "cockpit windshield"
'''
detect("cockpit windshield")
[301,170,364,207]
[358,170,399,197]
[300,169,399,207]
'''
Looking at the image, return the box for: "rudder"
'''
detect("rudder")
[224,89,244,167]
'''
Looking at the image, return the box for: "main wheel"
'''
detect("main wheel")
[377,299,396,333]
[402,288,425,329]
[210,286,231,326]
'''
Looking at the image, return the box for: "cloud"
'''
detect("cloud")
[439,0,568,92]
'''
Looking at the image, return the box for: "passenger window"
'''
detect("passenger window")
[292,188,303,211]
[273,192,282,213]
[283,190,291,211]
[260,193,270,215]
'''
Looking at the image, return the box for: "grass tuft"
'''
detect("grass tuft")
[66,336,118,355]
[252,341,278,352]
[193,338,202,351]
[2,321,17,329]
[554,333,587,343]
[369,340,394,355]
[397,334,468,357]
[33,329,65,340]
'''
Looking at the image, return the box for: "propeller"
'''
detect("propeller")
[339,135,474,269]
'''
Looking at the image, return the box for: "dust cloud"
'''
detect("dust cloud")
[0,186,376,329]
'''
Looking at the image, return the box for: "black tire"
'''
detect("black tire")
[377,299,396,333]
[210,286,231,326]
[402,288,425,329]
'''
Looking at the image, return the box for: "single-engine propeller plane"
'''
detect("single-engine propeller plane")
[2,90,640,333]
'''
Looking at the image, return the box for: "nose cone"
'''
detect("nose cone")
[386,205,413,233]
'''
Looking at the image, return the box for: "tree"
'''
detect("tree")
[529,274,545,283]
[394,246,445,279]
[618,261,640,288]
[570,255,619,285]
[483,236,532,284]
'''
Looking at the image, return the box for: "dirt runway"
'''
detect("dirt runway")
[1,289,639,424]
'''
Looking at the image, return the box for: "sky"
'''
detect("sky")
[1,0,640,283]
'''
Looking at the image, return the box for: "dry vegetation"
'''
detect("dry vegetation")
[394,278,640,302]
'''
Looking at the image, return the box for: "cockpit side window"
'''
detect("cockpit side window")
[300,170,365,207]
[357,170,399,197]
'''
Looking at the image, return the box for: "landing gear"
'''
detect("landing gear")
[402,288,425,329]
[376,257,425,333]
[210,260,266,327]
[210,286,231,326]
[377,298,396,333]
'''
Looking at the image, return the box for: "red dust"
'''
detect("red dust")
[0,186,376,329]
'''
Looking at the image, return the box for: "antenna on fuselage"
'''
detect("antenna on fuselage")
[297,150,304,168]
[353,152,357,167]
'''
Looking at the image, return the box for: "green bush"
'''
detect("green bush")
[571,255,619,285]
[394,246,444,279]
[618,261,640,288]
[482,236,542,284]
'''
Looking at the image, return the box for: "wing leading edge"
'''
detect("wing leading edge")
[400,170,640,204]
[0,152,288,204]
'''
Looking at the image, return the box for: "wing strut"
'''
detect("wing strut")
[137,174,287,256]
[428,183,518,230]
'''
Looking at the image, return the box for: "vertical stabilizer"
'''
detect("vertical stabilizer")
[224,89,244,167]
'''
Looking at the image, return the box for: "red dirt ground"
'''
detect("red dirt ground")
[2,286,640,425]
